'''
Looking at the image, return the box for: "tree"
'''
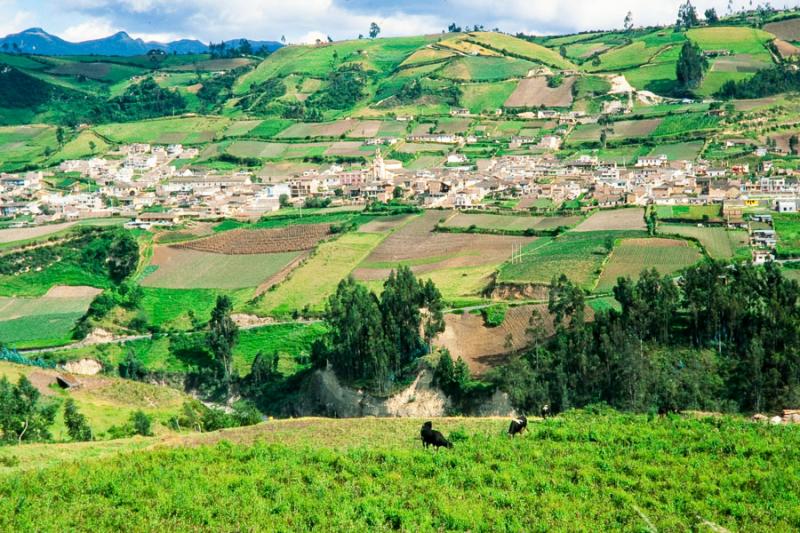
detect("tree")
[393,186,405,199]
[676,1,699,29]
[559,45,568,58]
[624,11,634,32]
[369,22,381,39]
[207,295,239,385]
[108,231,140,283]
[281,35,287,44]
[130,410,152,436]
[448,23,463,33]
[705,8,719,23]
[279,193,291,208]
[88,140,96,154]
[55,126,65,147]
[0,376,57,444]
[790,135,798,155]
[676,41,708,91]
[119,348,147,381]
[64,399,92,442]
[250,351,280,386]
[600,129,608,149]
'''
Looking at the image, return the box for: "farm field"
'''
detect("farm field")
[442,213,581,232]
[139,287,254,329]
[3,411,797,531]
[354,211,533,281]
[0,124,57,171]
[574,208,645,232]
[773,214,800,256]
[648,141,705,160]
[140,247,303,290]
[659,224,749,260]
[468,32,576,69]
[656,205,722,222]
[504,77,576,108]
[595,238,702,292]
[94,116,230,145]
[570,118,662,144]
[765,17,800,41]
[250,231,386,317]
[438,56,537,82]
[175,225,331,254]
[0,286,100,347]
[458,81,517,114]
[497,231,645,290]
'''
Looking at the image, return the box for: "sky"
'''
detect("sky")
[1,0,798,44]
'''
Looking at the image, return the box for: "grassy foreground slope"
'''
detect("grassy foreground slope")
[1,411,797,531]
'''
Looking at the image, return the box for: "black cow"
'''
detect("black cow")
[541,404,550,419]
[420,421,452,449]
[508,415,528,437]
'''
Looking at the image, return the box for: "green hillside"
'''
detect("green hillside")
[1,410,797,531]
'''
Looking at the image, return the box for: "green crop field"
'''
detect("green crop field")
[439,56,537,82]
[648,140,705,160]
[0,124,58,171]
[659,225,750,260]
[587,29,686,72]
[2,411,797,531]
[596,238,702,292]
[656,205,722,222]
[469,32,576,69]
[232,322,327,375]
[497,231,645,290]
[249,232,386,317]
[0,292,96,347]
[774,214,800,256]
[94,116,231,145]
[459,81,517,113]
[686,27,773,59]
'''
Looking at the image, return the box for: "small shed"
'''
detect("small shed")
[56,374,81,390]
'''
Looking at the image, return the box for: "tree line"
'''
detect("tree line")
[494,262,800,415]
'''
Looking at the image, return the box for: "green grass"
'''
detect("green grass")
[648,140,705,160]
[439,56,538,81]
[774,214,800,256]
[497,231,646,290]
[459,81,518,113]
[468,32,577,69]
[660,225,750,260]
[1,411,797,531]
[249,232,385,317]
[650,113,720,138]
[0,263,110,298]
[232,322,328,375]
[140,288,254,329]
[94,116,231,145]
[686,26,774,58]
[246,119,294,138]
[0,124,57,171]
[0,313,83,347]
[656,205,722,222]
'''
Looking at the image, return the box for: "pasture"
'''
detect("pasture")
[596,238,702,292]
[0,221,76,244]
[647,141,705,161]
[95,116,231,145]
[660,224,750,260]
[0,124,57,171]
[140,247,302,290]
[455,80,518,113]
[504,77,576,108]
[3,411,796,531]
[574,208,645,232]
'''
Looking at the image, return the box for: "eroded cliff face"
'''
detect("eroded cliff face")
[298,365,515,418]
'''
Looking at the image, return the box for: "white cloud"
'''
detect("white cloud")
[0,7,33,37]
[129,31,187,43]
[61,17,118,41]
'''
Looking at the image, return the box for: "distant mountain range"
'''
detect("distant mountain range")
[0,28,283,56]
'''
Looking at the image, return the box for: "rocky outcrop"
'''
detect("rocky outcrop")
[62,358,103,375]
[299,366,515,418]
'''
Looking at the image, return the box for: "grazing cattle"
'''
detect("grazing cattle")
[508,415,528,437]
[420,421,452,449]
[541,404,550,419]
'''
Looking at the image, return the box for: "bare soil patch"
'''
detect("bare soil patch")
[505,76,576,108]
[574,208,645,232]
[175,225,331,254]
[43,285,103,299]
[0,222,76,244]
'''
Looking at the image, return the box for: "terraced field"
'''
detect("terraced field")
[442,213,581,231]
[504,77,576,108]
[175,225,331,254]
[574,209,645,232]
[95,116,231,145]
[660,225,750,260]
